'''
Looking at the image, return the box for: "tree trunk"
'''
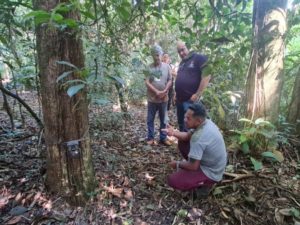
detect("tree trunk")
[287,68,300,135]
[115,83,128,112]
[34,0,95,205]
[0,80,14,130]
[244,0,287,123]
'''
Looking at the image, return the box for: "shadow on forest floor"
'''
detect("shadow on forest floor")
[0,92,299,225]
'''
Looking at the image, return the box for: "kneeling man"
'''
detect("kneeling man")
[163,103,227,192]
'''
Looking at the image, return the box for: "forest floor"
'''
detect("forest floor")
[0,92,300,225]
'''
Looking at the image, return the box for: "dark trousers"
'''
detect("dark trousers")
[168,168,216,191]
[176,100,193,131]
[147,101,168,141]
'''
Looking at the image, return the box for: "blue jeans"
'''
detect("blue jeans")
[147,102,168,141]
[176,100,193,131]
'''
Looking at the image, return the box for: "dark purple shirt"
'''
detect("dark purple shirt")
[175,52,208,103]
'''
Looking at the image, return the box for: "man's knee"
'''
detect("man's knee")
[167,172,189,191]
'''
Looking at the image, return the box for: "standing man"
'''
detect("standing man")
[175,41,209,131]
[162,103,227,194]
[145,45,172,146]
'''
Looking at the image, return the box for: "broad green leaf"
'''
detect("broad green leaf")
[250,157,262,171]
[63,19,78,28]
[218,105,225,120]
[24,10,50,24]
[107,75,125,86]
[117,3,131,21]
[53,3,70,13]
[261,151,280,162]
[239,134,248,143]
[67,84,85,97]
[177,209,188,217]
[255,118,275,128]
[290,207,300,218]
[79,69,89,79]
[51,13,64,22]
[261,150,284,162]
[24,10,49,18]
[56,71,73,83]
[56,61,78,70]
[241,142,249,154]
[239,118,253,124]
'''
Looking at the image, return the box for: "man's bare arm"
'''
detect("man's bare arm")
[170,158,200,171]
[162,126,192,141]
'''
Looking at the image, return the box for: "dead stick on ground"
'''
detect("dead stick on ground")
[222,172,255,184]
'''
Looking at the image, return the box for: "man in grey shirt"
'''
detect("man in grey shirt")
[162,103,227,192]
[145,45,172,146]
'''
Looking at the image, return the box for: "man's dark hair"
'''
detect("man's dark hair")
[188,103,207,118]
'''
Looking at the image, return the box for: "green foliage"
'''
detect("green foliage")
[236,118,278,154]
[250,157,262,171]
[24,3,79,29]
[235,118,285,171]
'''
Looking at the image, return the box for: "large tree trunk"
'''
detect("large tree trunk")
[244,0,287,123]
[34,0,95,205]
[287,68,300,135]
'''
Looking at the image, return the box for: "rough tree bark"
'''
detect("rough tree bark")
[34,0,95,205]
[287,68,300,135]
[244,0,287,123]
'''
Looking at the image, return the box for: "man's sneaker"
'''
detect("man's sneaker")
[160,139,172,146]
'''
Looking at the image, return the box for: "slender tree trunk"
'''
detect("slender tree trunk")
[34,0,95,205]
[115,83,128,112]
[287,68,300,135]
[244,0,287,123]
[0,80,14,130]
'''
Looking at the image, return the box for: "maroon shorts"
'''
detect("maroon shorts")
[167,168,216,191]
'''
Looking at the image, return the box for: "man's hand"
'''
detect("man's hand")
[156,90,167,99]
[190,93,199,102]
[169,161,177,169]
[161,124,175,136]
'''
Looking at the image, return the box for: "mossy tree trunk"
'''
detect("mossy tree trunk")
[34,0,95,205]
[244,0,287,123]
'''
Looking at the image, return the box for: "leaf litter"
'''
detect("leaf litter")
[0,92,299,225]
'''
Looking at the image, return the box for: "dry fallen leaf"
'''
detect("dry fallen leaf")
[103,185,123,198]
[124,188,133,200]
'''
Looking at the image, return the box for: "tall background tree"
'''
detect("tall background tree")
[244,0,287,123]
[33,0,94,205]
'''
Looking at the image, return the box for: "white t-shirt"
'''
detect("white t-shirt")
[188,119,227,181]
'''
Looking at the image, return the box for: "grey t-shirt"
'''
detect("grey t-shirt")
[188,119,227,181]
[146,62,171,103]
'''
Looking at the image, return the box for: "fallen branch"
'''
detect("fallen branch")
[0,85,43,128]
[222,171,255,184]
